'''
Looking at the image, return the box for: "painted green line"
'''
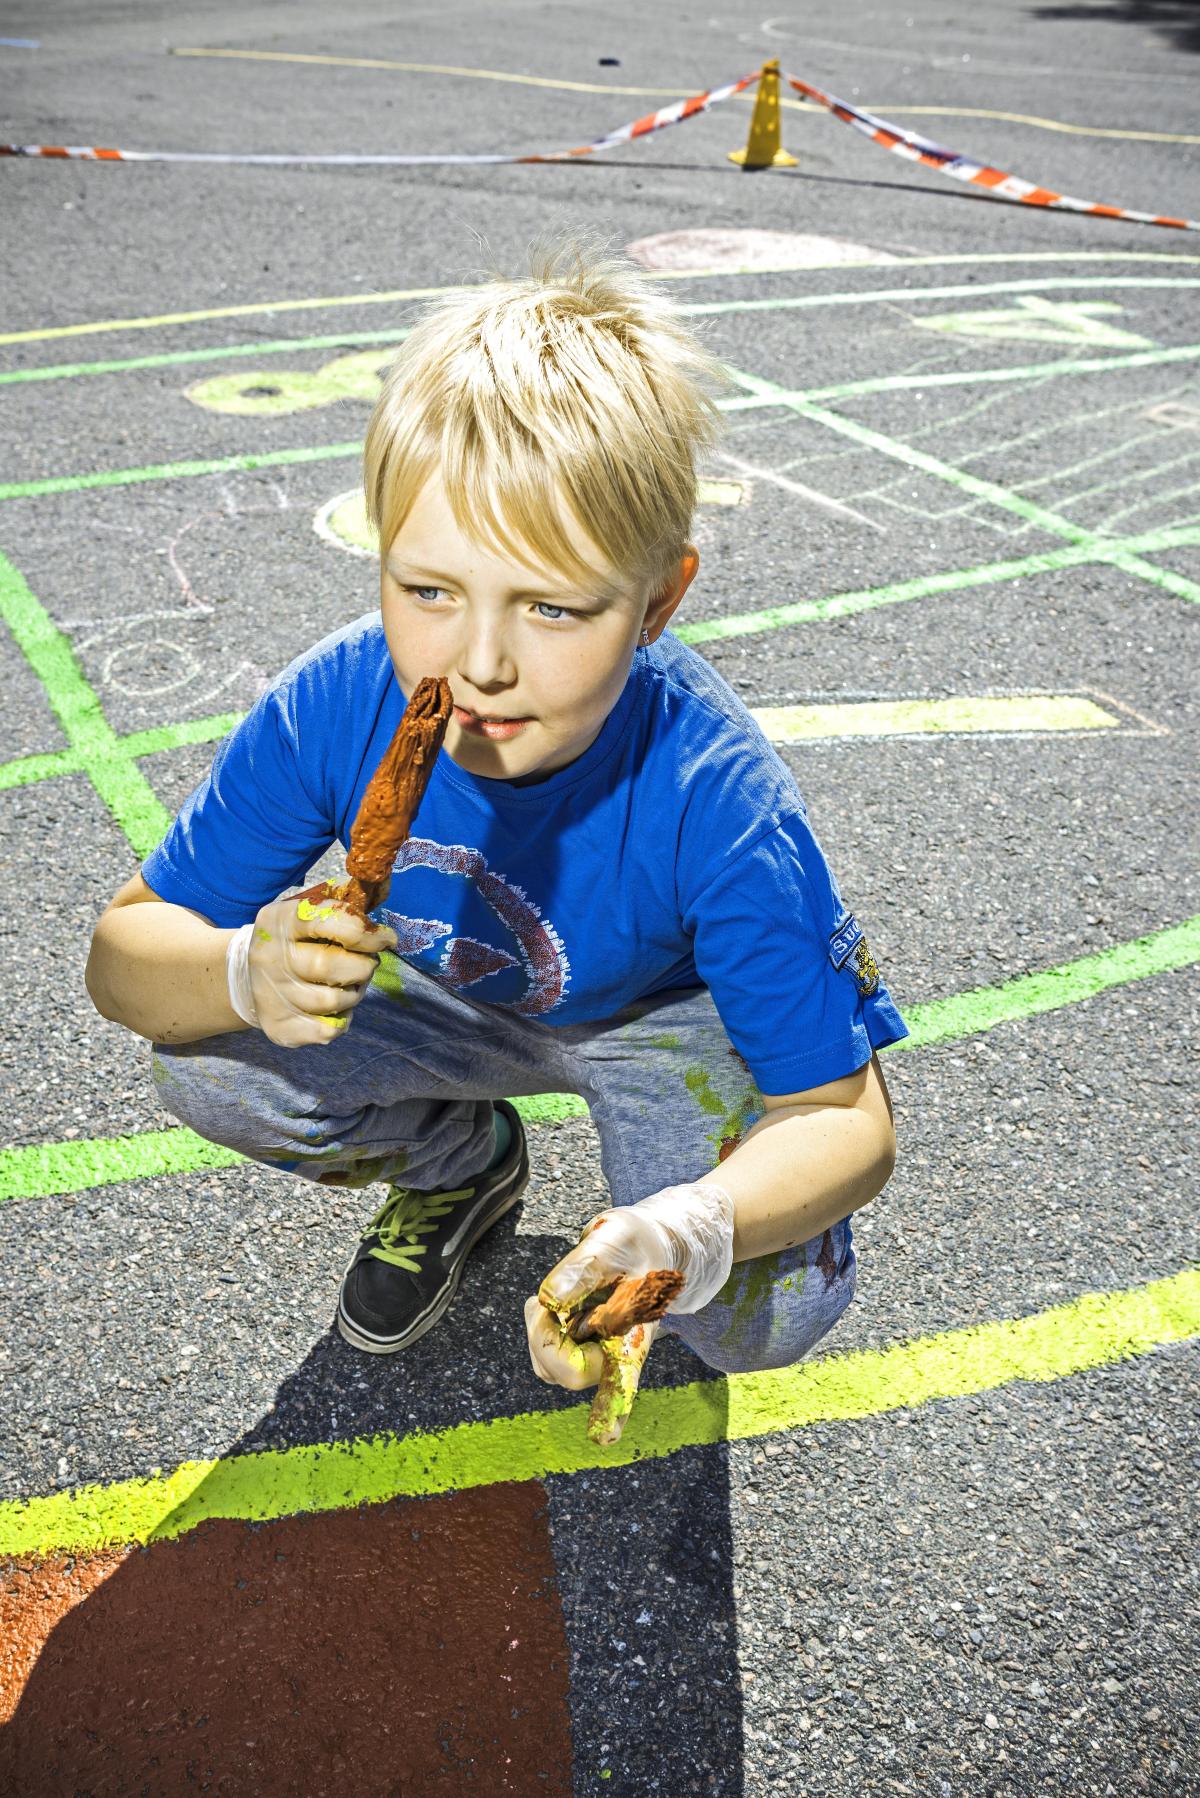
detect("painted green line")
[0,283,460,348]
[726,364,1091,544]
[1,1131,246,1200]
[0,441,361,503]
[684,275,1200,321]
[895,915,1200,1051]
[0,709,245,793]
[119,710,247,759]
[0,328,412,387]
[2,1265,1195,1557]
[5,257,1200,350]
[7,299,1198,502]
[1108,551,1200,607]
[4,280,1197,388]
[1,915,1193,1205]
[0,553,172,855]
[753,693,1121,739]
[0,1094,586,1204]
[676,545,1097,643]
[0,743,83,790]
[718,341,1200,412]
[677,523,1200,644]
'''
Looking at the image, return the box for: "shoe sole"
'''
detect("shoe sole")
[335,1149,530,1354]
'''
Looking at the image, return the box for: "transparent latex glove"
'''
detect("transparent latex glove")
[526,1181,735,1381]
[525,1183,734,1445]
[226,891,397,1048]
[537,1182,736,1323]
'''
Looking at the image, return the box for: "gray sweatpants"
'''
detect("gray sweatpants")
[151,959,856,1375]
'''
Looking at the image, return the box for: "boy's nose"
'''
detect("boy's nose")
[454,624,517,692]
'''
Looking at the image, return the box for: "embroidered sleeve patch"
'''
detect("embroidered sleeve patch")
[828,914,864,970]
[829,914,881,997]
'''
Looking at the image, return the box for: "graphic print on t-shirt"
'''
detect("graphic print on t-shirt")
[378,838,572,1016]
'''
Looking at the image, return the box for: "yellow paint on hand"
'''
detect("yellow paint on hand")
[255,928,272,943]
[752,693,1120,741]
[296,898,339,923]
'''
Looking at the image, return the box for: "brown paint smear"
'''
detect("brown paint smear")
[0,1482,572,1795]
[298,674,452,919]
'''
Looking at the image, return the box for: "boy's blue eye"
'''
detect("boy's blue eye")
[409,586,445,604]
[535,602,570,621]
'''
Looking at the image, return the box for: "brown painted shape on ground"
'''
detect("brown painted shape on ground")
[0,1547,133,1724]
[0,1481,572,1795]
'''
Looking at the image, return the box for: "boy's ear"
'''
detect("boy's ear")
[642,546,700,643]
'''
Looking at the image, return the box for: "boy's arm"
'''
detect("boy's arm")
[703,1052,896,1264]
[86,872,247,1044]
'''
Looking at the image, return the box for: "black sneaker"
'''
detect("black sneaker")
[336,1101,529,1353]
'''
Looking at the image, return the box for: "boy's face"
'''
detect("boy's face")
[380,474,696,784]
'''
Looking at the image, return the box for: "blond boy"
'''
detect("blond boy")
[87,242,905,1417]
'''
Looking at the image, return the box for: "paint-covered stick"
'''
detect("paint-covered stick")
[543,1269,684,1445]
[587,1322,657,1447]
[296,674,452,920]
[567,1269,685,1343]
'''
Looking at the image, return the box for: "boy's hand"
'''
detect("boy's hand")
[526,1205,688,1446]
[524,1295,660,1447]
[232,893,397,1046]
[524,1294,606,1389]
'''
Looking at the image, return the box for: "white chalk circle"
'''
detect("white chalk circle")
[625,229,897,273]
[314,488,377,559]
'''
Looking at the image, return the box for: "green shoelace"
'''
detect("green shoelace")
[364,1183,476,1273]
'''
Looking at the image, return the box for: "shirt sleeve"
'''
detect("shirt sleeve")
[682,814,908,1095]
[140,683,336,927]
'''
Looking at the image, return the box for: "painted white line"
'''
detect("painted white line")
[717,451,884,531]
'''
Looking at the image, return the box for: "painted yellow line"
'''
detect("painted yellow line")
[5,252,1200,348]
[2,1267,1195,1558]
[752,693,1123,740]
[698,477,747,506]
[172,49,1200,143]
[0,285,458,348]
[172,45,683,98]
[841,104,1200,146]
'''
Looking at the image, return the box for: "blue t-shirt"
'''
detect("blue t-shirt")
[142,614,907,1094]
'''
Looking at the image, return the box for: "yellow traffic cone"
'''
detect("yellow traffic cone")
[728,59,798,169]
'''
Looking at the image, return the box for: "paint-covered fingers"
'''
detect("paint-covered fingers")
[524,1296,605,1391]
[587,1320,660,1447]
[286,892,397,961]
[232,894,396,1046]
[536,1207,671,1319]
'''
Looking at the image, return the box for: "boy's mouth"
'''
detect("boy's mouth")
[452,704,530,741]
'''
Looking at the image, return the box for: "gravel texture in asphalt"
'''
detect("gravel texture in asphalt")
[2,0,1198,1790]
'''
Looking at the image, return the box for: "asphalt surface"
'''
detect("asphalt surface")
[2,1,1199,1792]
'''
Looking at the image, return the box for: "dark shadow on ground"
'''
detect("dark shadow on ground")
[0,1210,745,1797]
[416,157,1165,232]
[1030,1,1200,53]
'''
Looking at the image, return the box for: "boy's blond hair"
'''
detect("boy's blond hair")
[363,237,727,595]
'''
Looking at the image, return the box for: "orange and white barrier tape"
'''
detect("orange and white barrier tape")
[784,71,1199,232]
[0,70,759,165]
[3,61,1196,233]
